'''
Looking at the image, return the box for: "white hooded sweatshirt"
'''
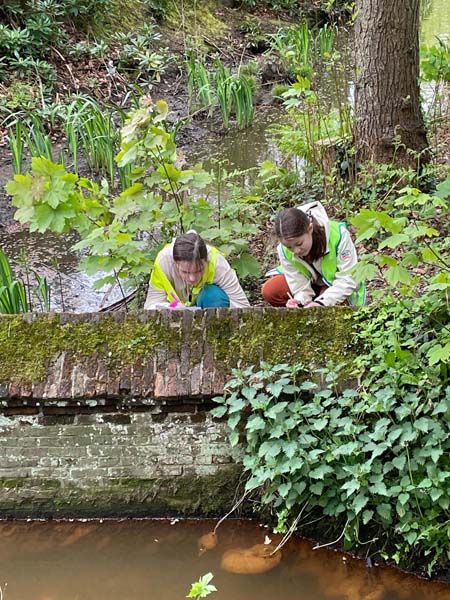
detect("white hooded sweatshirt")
[277,201,359,306]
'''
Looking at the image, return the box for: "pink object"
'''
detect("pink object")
[169,299,180,308]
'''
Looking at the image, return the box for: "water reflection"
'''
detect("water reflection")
[421,0,450,45]
[0,518,448,600]
[0,224,122,312]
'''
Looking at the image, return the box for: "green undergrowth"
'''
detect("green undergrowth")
[212,292,450,578]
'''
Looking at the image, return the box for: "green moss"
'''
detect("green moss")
[207,307,359,372]
[0,468,245,518]
[0,313,181,386]
[165,0,229,40]
[0,309,359,388]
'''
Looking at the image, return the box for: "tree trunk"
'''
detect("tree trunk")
[354,0,428,167]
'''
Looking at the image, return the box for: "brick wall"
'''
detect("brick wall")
[0,308,357,517]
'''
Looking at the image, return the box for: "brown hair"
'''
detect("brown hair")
[274,207,327,262]
[173,232,207,266]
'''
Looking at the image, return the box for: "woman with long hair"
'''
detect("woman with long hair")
[145,231,250,309]
[262,202,365,308]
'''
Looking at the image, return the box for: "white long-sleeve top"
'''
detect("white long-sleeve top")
[278,201,359,307]
[144,243,250,309]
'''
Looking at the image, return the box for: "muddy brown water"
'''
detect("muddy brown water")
[0,518,448,600]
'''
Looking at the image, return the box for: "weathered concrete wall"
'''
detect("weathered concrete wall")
[0,308,358,517]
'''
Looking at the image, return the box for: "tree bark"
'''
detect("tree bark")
[354,0,428,167]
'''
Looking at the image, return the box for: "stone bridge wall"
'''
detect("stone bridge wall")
[0,308,357,517]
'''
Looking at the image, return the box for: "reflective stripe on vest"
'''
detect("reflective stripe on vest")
[150,246,218,306]
[282,221,366,307]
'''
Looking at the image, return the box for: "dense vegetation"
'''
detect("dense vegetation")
[1,0,450,580]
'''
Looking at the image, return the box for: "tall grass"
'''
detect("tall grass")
[230,74,255,129]
[7,122,25,175]
[67,97,118,185]
[24,114,54,161]
[0,250,51,314]
[213,58,233,128]
[318,24,337,57]
[0,250,29,314]
[186,48,214,113]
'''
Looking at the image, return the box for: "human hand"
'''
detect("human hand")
[169,292,184,308]
[304,301,322,308]
[286,298,301,308]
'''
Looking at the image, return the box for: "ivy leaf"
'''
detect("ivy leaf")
[352,493,369,514]
[278,482,291,497]
[228,397,247,414]
[266,381,284,398]
[242,387,256,401]
[431,448,443,463]
[246,415,266,432]
[229,431,240,447]
[392,455,406,471]
[371,481,388,496]
[283,441,297,459]
[294,481,307,495]
[265,402,288,419]
[376,503,392,523]
[310,482,324,495]
[309,465,333,479]
[362,509,373,525]
[430,488,443,502]
[414,417,432,433]
[290,457,304,471]
[227,413,241,430]
[342,480,360,497]
[398,493,409,506]
[312,417,328,431]
[210,406,227,418]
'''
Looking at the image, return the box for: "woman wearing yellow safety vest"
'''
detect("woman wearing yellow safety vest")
[144,231,250,309]
[262,202,365,308]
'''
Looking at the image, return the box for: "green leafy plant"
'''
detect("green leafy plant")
[420,38,450,82]
[0,250,50,313]
[186,573,217,599]
[5,98,261,292]
[351,176,450,296]
[185,52,256,130]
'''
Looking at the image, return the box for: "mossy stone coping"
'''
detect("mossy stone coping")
[0,307,359,398]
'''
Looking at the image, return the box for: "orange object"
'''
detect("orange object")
[197,531,218,555]
[221,543,281,574]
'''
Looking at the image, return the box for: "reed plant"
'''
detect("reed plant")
[75,98,118,184]
[270,23,313,74]
[0,250,29,314]
[186,48,214,113]
[213,58,232,128]
[230,74,255,129]
[318,23,337,57]
[7,121,25,174]
[213,57,256,130]
[24,114,54,161]
[60,96,119,185]
[33,271,51,312]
